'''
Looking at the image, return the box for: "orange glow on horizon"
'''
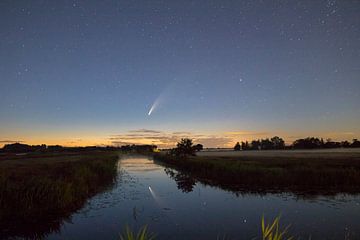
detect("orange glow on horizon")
[0,129,358,149]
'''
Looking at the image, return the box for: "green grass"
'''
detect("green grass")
[119,225,156,240]
[262,216,292,240]
[154,152,360,195]
[0,150,119,239]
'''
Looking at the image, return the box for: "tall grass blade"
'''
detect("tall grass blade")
[261,216,293,240]
[120,225,155,240]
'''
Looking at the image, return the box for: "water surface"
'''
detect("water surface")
[48,155,360,240]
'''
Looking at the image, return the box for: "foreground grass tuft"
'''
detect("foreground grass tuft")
[262,216,292,240]
[119,225,156,240]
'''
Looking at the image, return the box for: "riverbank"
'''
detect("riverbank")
[154,149,360,196]
[0,150,119,239]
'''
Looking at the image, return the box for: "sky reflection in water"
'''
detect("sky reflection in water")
[47,155,360,240]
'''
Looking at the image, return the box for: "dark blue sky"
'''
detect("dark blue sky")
[0,0,359,147]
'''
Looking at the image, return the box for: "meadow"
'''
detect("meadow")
[0,150,119,239]
[197,148,360,159]
[154,148,360,196]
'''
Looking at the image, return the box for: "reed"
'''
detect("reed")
[261,216,293,240]
[0,151,119,239]
[119,225,156,240]
[154,153,360,196]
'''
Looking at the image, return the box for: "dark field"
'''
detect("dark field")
[0,151,119,239]
[154,149,360,196]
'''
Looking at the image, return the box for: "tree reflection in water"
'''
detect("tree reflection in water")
[164,168,196,193]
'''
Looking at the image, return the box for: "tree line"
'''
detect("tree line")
[234,136,285,150]
[234,137,360,150]
[1,137,359,154]
[0,142,159,153]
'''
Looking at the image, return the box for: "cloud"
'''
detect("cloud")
[325,132,355,136]
[109,130,236,148]
[110,133,180,148]
[193,137,233,147]
[0,140,23,143]
[111,141,139,146]
[225,131,269,136]
[287,136,303,140]
[129,129,163,134]
[172,131,191,135]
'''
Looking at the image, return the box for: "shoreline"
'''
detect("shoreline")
[153,149,360,196]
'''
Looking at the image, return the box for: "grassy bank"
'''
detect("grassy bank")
[154,150,360,196]
[0,150,119,239]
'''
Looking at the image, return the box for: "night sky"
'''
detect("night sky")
[1,0,359,148]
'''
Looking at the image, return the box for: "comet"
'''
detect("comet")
[148,99,159,116]
[147,83,176,116]
[147,88,167,116]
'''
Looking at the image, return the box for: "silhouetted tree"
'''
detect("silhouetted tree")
[324,138,341,148]
[3,143,31,152]
[251,140,261,150]
[193,144,203,152]
[352,139,360,148]
[292,137,323,149]
[237,136,286,150]
[245,141,250,150]
[271,136,285,149]
[240,141,251,150]
[170,138,196,158]
[2,143,46,153]
[47,145,63,152]
[341,141,351,148]
[234,142,241,151]
[260,138,272,150]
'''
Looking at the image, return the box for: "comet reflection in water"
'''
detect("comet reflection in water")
[148,186,162,206]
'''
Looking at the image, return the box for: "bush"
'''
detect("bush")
[170,138,196,158]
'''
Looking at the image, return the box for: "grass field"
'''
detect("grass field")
[154,149,360,196]
[198,148,360,159]
[0,150,119,239]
